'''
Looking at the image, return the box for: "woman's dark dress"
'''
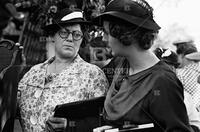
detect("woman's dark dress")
[104,59,193,132]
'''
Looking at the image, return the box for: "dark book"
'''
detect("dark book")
[54,96,106,132]
[54,96,105,119]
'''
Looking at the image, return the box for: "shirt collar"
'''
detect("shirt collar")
[40,54,84,70]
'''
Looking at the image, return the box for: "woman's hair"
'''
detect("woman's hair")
[107,17,158,50]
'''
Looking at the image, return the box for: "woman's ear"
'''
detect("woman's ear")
[48,37,55,43]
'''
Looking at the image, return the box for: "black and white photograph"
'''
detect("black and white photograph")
[0,0,200,132]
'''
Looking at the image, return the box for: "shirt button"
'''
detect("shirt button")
[30,115,38,125]
[34,90,43,98]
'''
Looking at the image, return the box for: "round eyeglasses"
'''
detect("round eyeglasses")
[58,29,83,41]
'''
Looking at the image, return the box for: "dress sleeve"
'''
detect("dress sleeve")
[17,66,36,101]
[87,66,109,98]
[148,73,193,132]
[18,69,31,91]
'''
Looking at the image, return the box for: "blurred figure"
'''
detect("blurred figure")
[174,41,200,114]
[153,47,180,70]
[0,0,24,37]
[102,56,123,85]
[184,92,200,131]
[154,47,200,131]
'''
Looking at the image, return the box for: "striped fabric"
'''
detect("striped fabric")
[176,62,200,111]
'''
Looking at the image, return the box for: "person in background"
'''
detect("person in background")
[92,0,194,131]
[0,0,24,37]
[153,48,180,71]
[175,41,200,115]
[102,56,124,85]
[17,8,108,132]
[154,47,200,131]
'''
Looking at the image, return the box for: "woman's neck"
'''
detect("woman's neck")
[126,50,159,75]
[54,57,73,64]
[48,56,74,74]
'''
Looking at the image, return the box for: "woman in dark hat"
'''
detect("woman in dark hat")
[93,0,193,131]
[17,8,108,132]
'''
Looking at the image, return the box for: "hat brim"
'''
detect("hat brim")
[185,52,200,61]
[42,19,91,32]
[93,11,160,31]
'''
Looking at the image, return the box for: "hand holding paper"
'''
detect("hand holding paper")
[46,116,67,132]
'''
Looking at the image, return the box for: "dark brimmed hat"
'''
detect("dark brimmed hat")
[93,0,160,31]
[173,40,197,55]
[43,8,90,32]
[173,40,200,61]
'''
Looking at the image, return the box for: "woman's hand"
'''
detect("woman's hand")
[93,125,113,132]
[45,116,67,132]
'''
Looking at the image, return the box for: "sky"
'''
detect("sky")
[147,0,200,50]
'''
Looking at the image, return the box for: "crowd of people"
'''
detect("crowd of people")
[1,0,200,132]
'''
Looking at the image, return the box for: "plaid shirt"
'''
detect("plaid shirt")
[176,62,200,111]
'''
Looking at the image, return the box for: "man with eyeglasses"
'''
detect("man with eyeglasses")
[17,8,108,132]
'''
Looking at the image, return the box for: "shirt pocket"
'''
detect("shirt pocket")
[51,85,68,96]
[18,83,43,108]
[23,82,43,98]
